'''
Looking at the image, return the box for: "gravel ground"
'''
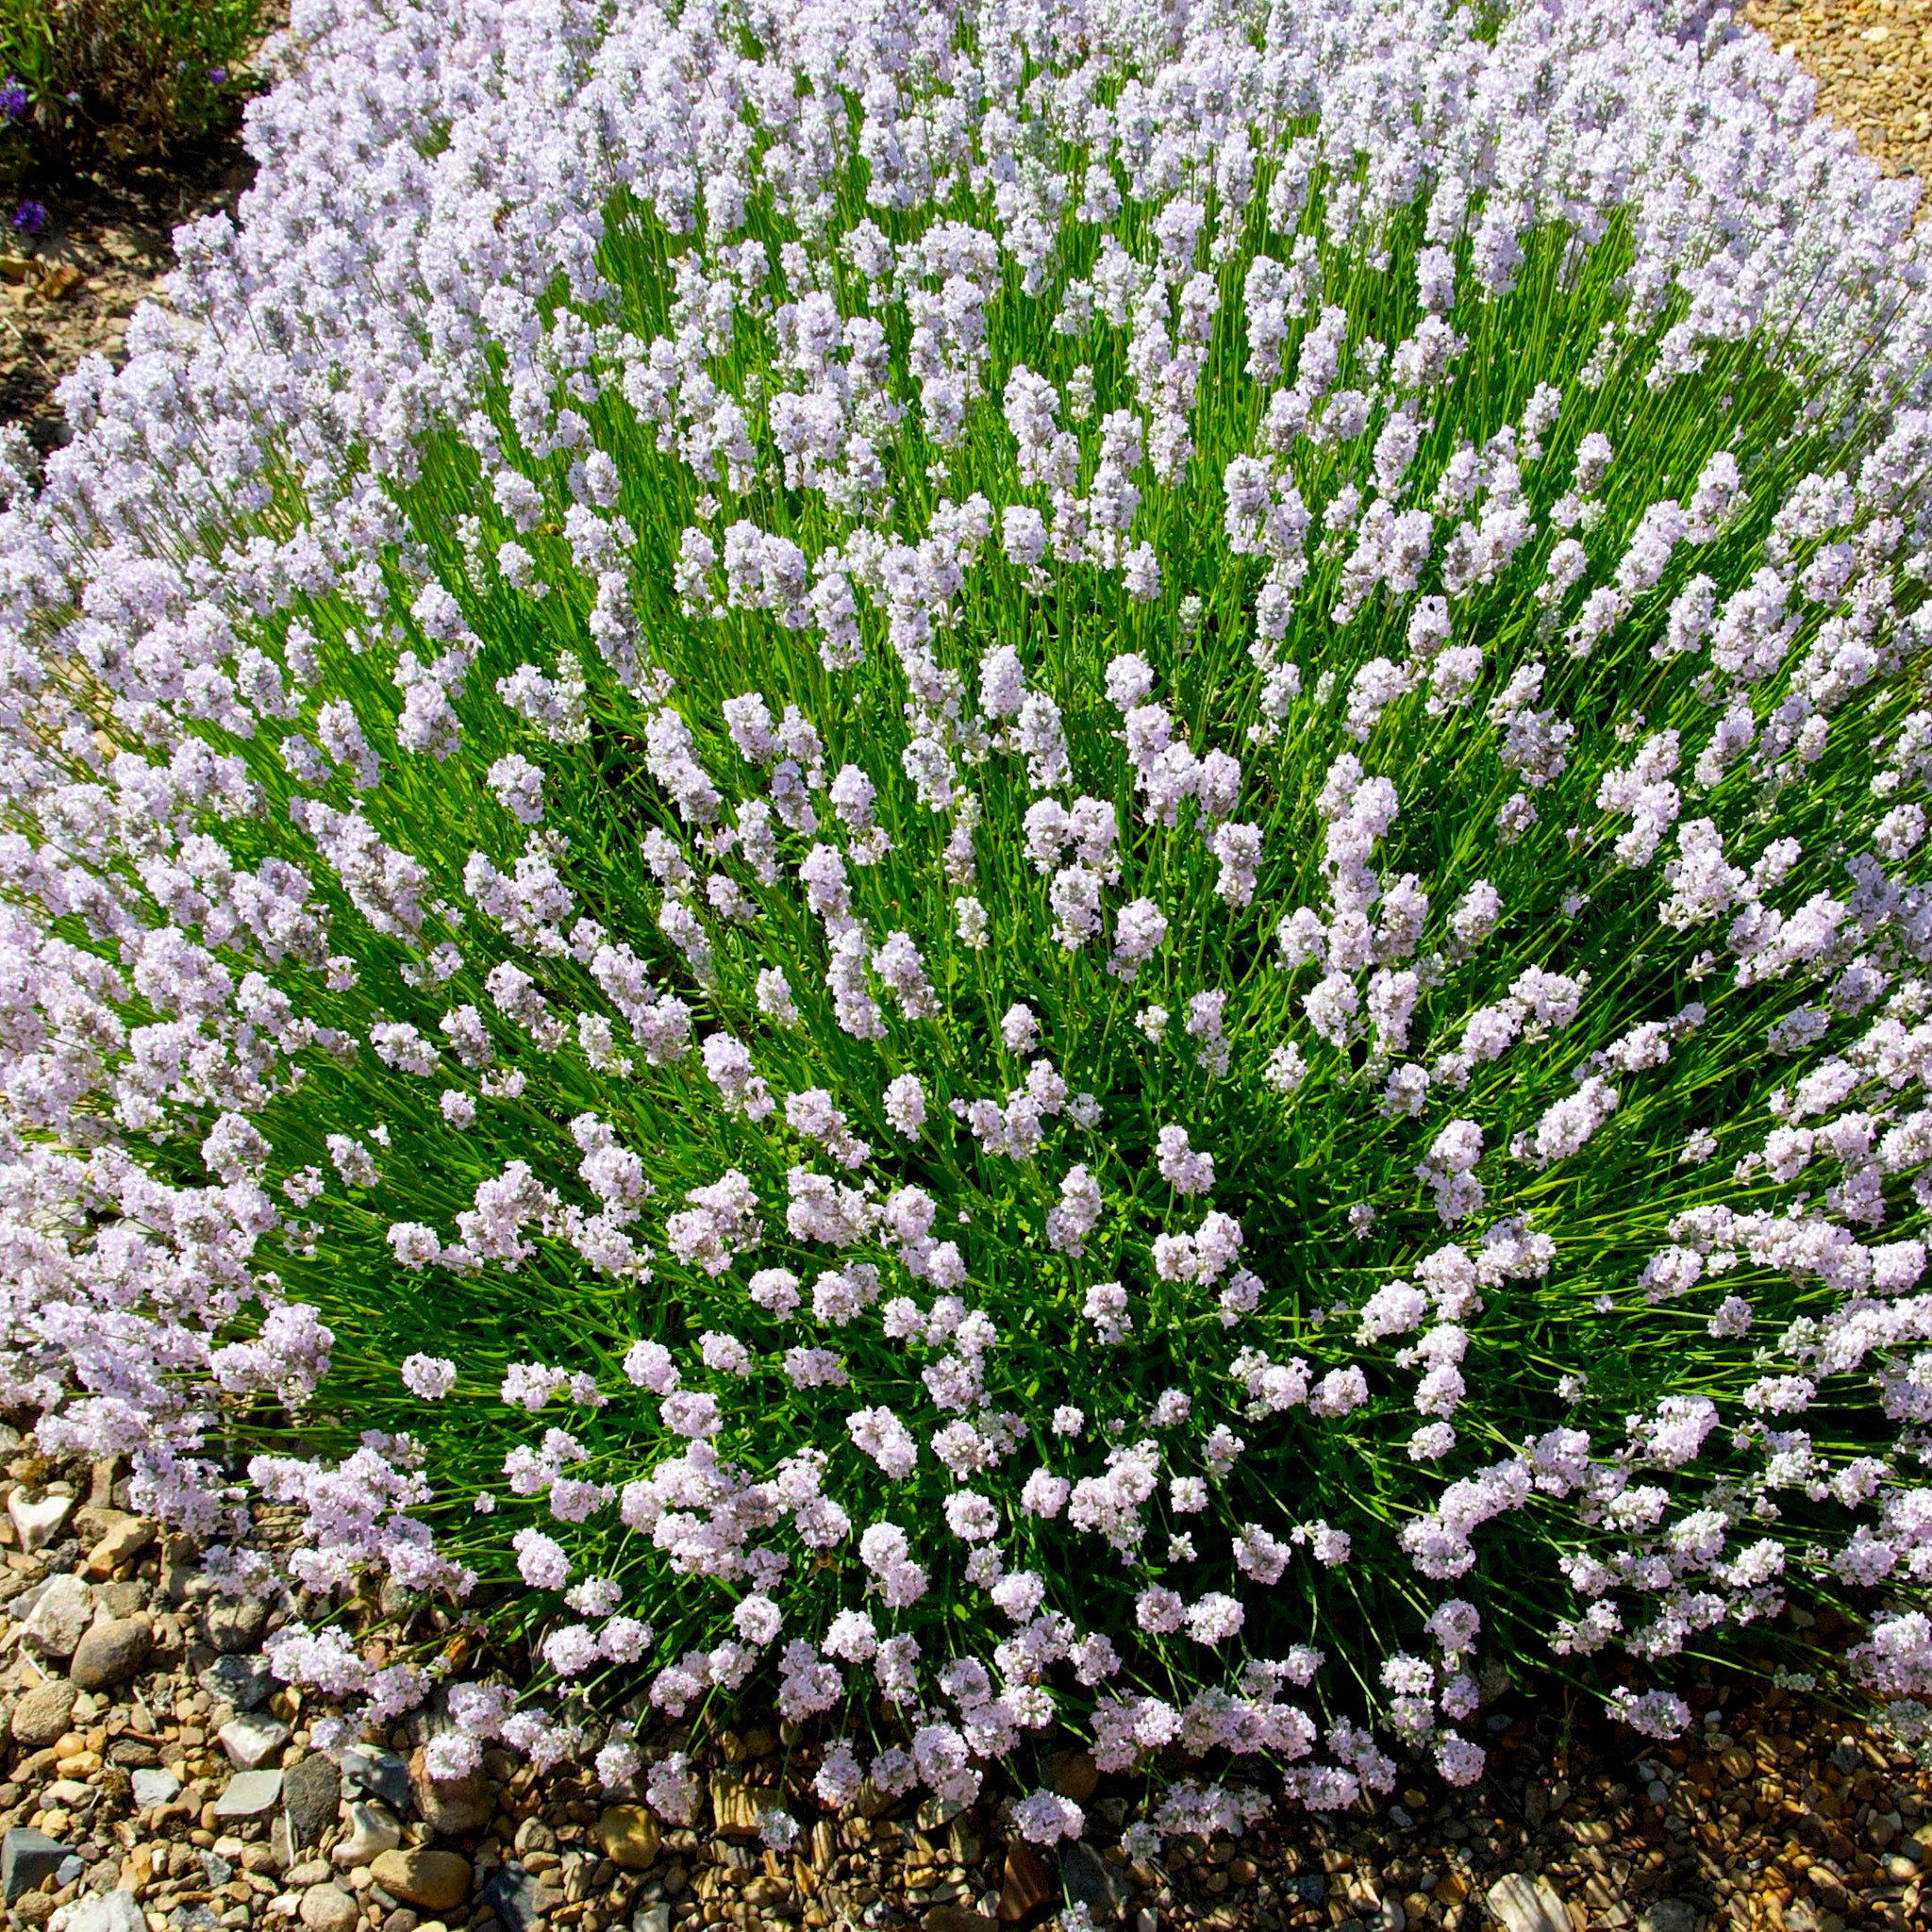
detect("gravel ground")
[0,12,1930,1932]
[0,1434,1924,1932]
[1742,0,1932,184]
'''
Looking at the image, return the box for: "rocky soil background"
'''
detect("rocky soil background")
[1740,0,1932,184]
[0,1436,1923,1932]
[2,9,1932,1932]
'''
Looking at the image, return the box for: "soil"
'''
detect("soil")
[0,132,257,457]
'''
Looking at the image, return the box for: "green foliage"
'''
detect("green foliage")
[0,0,260,172]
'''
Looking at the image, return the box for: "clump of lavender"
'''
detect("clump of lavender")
[11,199,44,236]
[2,0,1932,1850]
[0,76,28,124]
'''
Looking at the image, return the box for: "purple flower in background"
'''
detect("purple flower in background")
[11,201,45,236]
[208,68,228,86]
[0,77,26,122]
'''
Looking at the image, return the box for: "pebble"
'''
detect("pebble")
[407,1747,494,1834]
[369,1849,471,1913]
[332,1801,403,1870]
[213,1769,284,1821]
[76,1511,156,1581]
[52,1892,145,1932]
[1060,1841,1124,1917]
[916,1796,967,1834]
[592,1806,661,1873]
[282,1755,341,1848]
[1637,1906,1697,1932]
[707,1772,760,1836]
[22,1575,92,1659]
[131,1767,181,1808]
[68,1614,152,1690]
[1041,1751,1099,1806]
[8,1491,73,1554]
[478,1863,548,1932]
[299,1885,358,1932]
[202,1596,272,1654]
[2,1827,72,1904]
[219,1711,291,1770]
[199,1652,275,1711]
[1744,0,1932,183]
[998,1842,1052,1923]
[8,1680,77,1750]
[1487,1872,1571,1932]
[341,1744,412,1811]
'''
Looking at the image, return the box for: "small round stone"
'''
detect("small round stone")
[368,1850,471,1914]
[69,1616,152,1691]
[9,1681,77,1750]
[301,1886,360,1932]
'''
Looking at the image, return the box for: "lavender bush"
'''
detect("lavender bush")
[2,0,1931,1846]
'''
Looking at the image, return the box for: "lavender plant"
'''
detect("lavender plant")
[3,0,1932,1845]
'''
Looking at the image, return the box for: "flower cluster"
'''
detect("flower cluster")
[0,0,1930,1854]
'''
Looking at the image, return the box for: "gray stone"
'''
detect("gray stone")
[198,1653,275,1712]
[69,1617,151,1691]
[218,1711,290,1770]
[341,1744,412,1812]
[1637,1905,1698,1932]
[479,1864,549,1932]
[213,1771,283,1821]
[131,1768,181,1809]
[1060,1842,1124,1920]
[22,1576,92,1660]
[331,1802,402,1870]
[203,1595,272,1654]
[8,1681,77,1750]
[170,1909,219,1932]
[1783,1907,1844,1932]
[95,1580,149,1621]
[1487,1874,1571,1932]
[53,1857,81,1890]
[299,1889,358,1932]
[8,1492,72,1554]
[632,1907,671,1932]
[57,1892,145,1932]
[3,1828,72,1904]
[283,1755,341,1848]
